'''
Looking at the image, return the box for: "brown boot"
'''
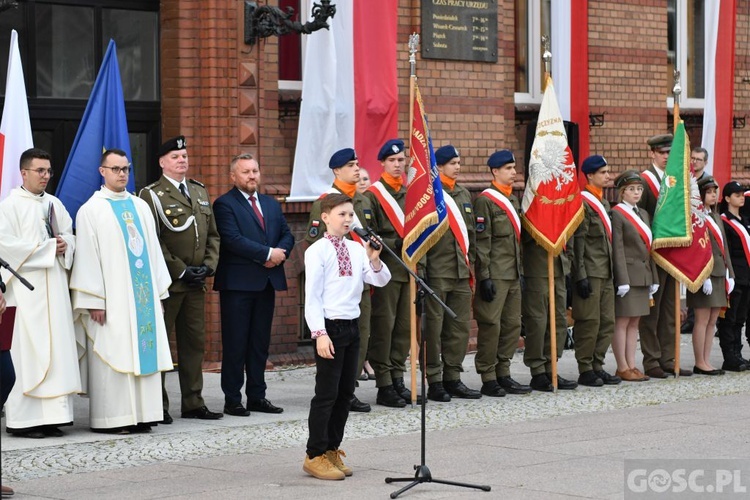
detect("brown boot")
[303,454,345,480]
[325,449,353,476]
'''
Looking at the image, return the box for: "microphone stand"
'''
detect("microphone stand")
[0,256,34,291]
[365,227,491,498]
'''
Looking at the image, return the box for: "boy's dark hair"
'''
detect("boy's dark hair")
[19,148,51,170]
[320,193,352,213]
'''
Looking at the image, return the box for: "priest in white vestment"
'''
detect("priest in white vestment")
[0,148,82,438]
[70,149,173,432]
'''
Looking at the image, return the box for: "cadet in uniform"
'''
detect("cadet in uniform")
[473,150,531,397]
[571,155,620,387]
[637,133,691,378]
[139,136,223,423]
[363,139,413,408]
[421,145,481,402]
[305,148,374,413]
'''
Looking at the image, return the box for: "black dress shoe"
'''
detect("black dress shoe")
[427,382,451,402]
[722,360,747,372]
[42,426,64,437]
[224,402,251,416]
[554,375,578,390]
[7,427,45,439]
[247,398,284,414]
[693,366,724,376]
[497,376,532,394]
[182,405,224,419]
[162,410,173,425]
[349,395,371,413]
[577,370,603,387]
[130,423,153,434]
[443,380,482,399]
[595,370,622,385]
[393,377,423,403]
[480,380,506,397]
[663,366,692,377]
[530,373,554,392]
[376,386,406,408]
[645,366,669,379]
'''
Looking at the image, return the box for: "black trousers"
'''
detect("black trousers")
[718,284,750,364]
[1,350,15,407]
[306,318,360,459]
[220,285,276,404]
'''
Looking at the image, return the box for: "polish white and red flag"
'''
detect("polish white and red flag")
[289,1,398,200]
[0,30,33,201]
[701,0,736,187]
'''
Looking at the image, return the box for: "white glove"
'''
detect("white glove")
[617,284,630,297]
[727,277,735,295]
[702,279,713,295]
[649,284,659,296]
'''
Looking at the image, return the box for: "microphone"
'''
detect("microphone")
[351,226,381,250]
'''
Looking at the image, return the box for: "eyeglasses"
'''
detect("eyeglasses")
[690,157,706,162]
[101,165,131,175]
[23,168,54,177]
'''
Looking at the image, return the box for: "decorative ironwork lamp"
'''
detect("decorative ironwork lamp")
[244,0,336,46]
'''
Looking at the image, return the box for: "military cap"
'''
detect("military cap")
[159,135,187,157]
[377,139,405,161]
[614,170,643,190]
[646,134,673,151]
[329,148,357,169]
[697,175,718,193]
[487,150,515,169]
[581,155,608,175]
[434,145,459,166]
[723,180,745,197]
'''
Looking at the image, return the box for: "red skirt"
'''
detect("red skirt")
[0,307,16,351]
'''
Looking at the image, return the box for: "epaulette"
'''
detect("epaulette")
[188,178,205,188]
[143,181,160,190]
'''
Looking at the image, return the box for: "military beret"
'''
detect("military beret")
[581,155,608,175]
[159,135,187,157]
[614,170,643,190]
[487,150,515,169]
[646,133,673,151]
[329,148,357,169]
[697,175,718,193]
[723,181,745,197]
[434,145,459,166]
[377,139,405,161]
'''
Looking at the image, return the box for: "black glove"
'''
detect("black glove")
[394,238,403,253]
[198,264,215,277]
[479,278,496,303]
[576,278,592,299]
[182,266,207,287]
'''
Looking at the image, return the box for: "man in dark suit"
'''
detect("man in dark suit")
[213,153,294,416]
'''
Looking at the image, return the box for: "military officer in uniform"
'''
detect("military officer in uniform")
[139,136,223,423]
[304,148,374,413]
[363,139,414,408]
[473,150,531,397]
[638,133,692,378]
[571,155,620,387]
[421,145,481,402]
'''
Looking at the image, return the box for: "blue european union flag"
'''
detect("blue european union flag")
[56,39,133,222]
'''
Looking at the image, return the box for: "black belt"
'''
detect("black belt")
[325,318,358,325]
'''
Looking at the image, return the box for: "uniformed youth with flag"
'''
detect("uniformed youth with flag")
[139,136,223,423]
[472,150,531,397]
[571,155,620,387]
[305,148,375,413]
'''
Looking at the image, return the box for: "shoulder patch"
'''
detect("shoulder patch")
[144,181,159,190]
[188,178,205,188]
[363,209,373,220]
[463,203,472,214]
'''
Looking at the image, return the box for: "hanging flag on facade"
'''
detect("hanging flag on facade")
[56,39,133,223]
[0,30,33,201]
[521,76,584,256]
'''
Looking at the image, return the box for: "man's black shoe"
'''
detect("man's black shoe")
[722,360,747,372]
[555,375,578,390]
[427,382,451,402]
[530,373,554,392]
[595,370,622,385]
[663,366,693,377]
[497,376,532,394]
[182,406,224,420]
[349,395,371,413]
[162,410,173,425]
[247,398,284,414]
[392,377,422,403]
[224,402,251,416]
[376,386,407,408]
[443,380,482,399]
[42,426,64,437]
[578,370,604,387]
[480,380,506,397]
[7,427,45,439]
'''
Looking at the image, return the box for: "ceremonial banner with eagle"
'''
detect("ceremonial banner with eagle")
[521,76,583,255]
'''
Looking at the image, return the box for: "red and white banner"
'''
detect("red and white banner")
[551,1,589,186]
[701,0,736,188]
[0,30,33,200]
[289,1,398,200]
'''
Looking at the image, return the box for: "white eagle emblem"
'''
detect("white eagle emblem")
[529,135,574,191]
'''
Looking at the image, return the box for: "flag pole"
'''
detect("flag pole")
[408,33,419,406]
[672,69,683,378]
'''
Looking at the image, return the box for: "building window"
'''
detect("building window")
[667,0,705,108]
[515,0,551,106]
[278,0,310,92]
